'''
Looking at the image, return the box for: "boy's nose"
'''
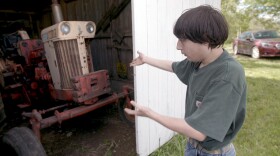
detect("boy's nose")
[176,40,182,50]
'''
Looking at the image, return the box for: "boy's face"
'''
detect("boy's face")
[176,39,211,62]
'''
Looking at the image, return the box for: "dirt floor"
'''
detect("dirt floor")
[0,80,136,156]
[40,105,137,156]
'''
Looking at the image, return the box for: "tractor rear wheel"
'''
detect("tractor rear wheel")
[118,91,135,126]
[1,127,47,156]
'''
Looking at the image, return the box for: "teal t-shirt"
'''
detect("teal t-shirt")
[172,50,247,150]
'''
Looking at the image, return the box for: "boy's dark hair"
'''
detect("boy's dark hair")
[173,5,228,49]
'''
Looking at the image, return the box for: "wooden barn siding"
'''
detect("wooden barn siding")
[132,1,185,155]
[132,0,221,155]
[64,0,133,81]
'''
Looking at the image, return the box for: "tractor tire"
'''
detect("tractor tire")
[118,92,135,126]
[1,127,47,156]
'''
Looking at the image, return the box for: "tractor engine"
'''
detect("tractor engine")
[41,21,111,104]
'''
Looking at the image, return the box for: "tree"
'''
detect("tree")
[222,0,251,43]
[245,0,280,22]
[244,0,280,30]
[222,0,280,44]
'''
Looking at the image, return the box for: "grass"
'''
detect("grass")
[150,44,280,156]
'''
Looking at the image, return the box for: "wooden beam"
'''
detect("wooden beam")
[0,10,36,15]
[96,0,131,33]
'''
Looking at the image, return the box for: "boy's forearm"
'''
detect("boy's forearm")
[148,110,206,141]
[143,56,173,72]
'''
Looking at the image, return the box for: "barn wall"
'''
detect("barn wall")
[63,0,133,81]
[132,0,221,155]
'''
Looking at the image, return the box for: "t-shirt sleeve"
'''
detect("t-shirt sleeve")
[172,59,192,85]
[186,80,242,142]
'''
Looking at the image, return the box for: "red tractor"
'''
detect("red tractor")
[0,2,134,155]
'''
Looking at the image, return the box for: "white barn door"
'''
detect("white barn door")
[131,0,221,155]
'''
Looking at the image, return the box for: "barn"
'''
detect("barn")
[0,0,221,155]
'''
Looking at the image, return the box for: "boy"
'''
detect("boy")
[125,5,246,156]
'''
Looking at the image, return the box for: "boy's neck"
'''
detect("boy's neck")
[199,47,223,68]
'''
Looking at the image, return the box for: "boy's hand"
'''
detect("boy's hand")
[130,51,145,66]
[124,101,152,117]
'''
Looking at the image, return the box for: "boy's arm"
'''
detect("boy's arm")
[149,110,206,141]
[125,101,207,141]
[130,51,174,72]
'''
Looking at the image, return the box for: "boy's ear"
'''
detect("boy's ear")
[203,43,210,48]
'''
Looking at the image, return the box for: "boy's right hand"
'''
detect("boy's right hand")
[130,51,145,66]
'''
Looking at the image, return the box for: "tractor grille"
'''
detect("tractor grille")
[54,39,82,89]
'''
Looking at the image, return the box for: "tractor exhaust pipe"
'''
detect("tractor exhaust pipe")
[51,0,64,23]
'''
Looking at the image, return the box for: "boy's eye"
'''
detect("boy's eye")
[179,39,185,42]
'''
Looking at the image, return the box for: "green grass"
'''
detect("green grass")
[151,45,280,156]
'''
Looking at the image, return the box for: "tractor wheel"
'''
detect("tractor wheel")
[118,92,135,126]
[1,127,47,156]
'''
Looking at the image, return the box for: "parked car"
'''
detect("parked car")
[232,30,280,59]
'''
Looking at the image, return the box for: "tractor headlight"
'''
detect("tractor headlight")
[86,22,95,33]
[60,22,71,35]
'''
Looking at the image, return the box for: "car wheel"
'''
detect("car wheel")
[233,45,238,55]
[0,127,47,156]
[252,47,260,59]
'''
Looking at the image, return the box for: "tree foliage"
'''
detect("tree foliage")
[222,0,251,43]
[222,0,280,44]
[245,0,280,21]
